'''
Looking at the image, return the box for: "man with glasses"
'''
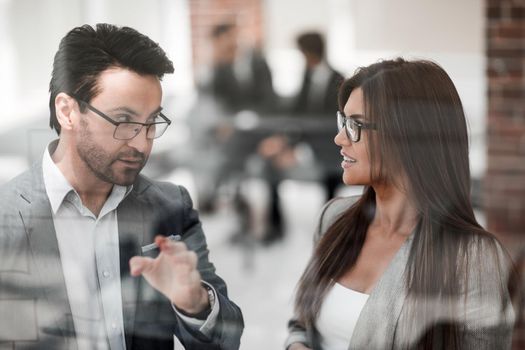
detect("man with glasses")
[0,24,243,350]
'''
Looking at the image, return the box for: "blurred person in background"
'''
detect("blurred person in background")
[293,31,344,116]
[256,31,344,244]
[0,23,243,350]
[207,22,275,114]
[286,58,516,350]
[187,22,276,213]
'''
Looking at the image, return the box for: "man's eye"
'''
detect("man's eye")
[147,115,161,123]
[116,115,131,122]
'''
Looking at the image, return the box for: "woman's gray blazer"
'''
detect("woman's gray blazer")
[286,196,515,350]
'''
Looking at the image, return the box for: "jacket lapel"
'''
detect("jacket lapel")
[349,235,413,350]
[22,164,78,349]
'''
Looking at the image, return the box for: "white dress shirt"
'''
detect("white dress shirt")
[306,61,332,111]
[43,144,129,350]
[42,142,219,350]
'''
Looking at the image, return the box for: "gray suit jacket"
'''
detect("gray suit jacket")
[286,196,515,350]
[0,162,243,350]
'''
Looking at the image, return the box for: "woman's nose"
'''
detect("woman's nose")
[334,127,349,147]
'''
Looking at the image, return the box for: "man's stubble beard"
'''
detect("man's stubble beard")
[76,124,147,186]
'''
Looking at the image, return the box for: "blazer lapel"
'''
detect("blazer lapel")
[349,235,414,350]
[22,165,77,349]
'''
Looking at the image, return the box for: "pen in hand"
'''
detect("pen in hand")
[141,234,181,253]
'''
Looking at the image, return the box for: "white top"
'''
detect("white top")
[316,282,369,350]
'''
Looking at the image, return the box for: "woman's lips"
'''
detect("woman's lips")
[341,151,356,162]
[340,151,356,168]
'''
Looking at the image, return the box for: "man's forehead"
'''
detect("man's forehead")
[91,67,162,108]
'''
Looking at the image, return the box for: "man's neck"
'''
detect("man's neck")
[51,140,113,217]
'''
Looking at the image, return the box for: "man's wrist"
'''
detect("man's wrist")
[175,284,212,320]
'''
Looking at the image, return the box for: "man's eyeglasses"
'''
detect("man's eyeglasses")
[76,98,171,140]
[337,111,377,143]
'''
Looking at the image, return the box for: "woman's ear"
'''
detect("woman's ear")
[55,93,77,132]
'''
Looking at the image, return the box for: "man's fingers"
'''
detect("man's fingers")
[129,256,155,276]
[172,250,198,269]
[155,235,187,255]
[130,244,196,275]
[130,239,199,293]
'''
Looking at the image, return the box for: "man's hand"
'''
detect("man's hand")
[129,236,209,315]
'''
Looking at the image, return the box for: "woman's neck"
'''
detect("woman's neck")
[371,183,418,237]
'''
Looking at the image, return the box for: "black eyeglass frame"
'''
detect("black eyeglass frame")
[74,97,172,140]
[337,111,377,143]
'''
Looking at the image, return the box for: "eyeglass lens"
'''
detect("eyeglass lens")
[337,112,358,142]
[114,119,168,140]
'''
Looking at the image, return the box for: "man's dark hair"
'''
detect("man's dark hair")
[296,32,325,59]
[49,23,174,134]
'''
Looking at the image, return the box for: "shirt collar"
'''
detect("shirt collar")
[42,140,133,215]
[310,61,331,82]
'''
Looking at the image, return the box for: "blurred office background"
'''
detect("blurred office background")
[0,0,523,348]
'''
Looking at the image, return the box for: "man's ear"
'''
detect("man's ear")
[55,93,78,132]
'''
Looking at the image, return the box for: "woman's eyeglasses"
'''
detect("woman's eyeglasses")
[336,111,377,142]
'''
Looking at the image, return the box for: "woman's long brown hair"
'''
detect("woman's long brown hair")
[293,58,514,349]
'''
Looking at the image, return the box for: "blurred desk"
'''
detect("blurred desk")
[219,112,341,182]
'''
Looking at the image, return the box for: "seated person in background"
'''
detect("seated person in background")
[0,23,243,350]
[286,58,516,350]
[188,21,276,212]
[257,31,344,244]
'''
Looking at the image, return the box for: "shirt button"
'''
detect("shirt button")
[103,270,110,278]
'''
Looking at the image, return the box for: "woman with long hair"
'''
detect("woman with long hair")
[286,58,516,350]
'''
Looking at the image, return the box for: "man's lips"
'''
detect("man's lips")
[119,158,143,162]
[118,158,144,167]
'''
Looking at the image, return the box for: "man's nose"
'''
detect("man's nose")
[127,126,151,152]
